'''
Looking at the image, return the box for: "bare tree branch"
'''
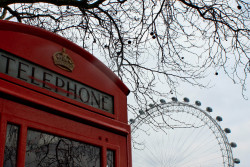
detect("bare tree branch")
[0,0,249,112]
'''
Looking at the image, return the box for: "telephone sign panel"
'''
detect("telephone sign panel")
[0,51,114,114]
[0,20,132,167]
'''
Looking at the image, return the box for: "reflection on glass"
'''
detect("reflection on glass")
[4,124,19,167]
[107,150,115,167]
[25,129,101,167]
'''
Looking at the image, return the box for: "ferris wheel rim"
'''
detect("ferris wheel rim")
[130,100,236,167]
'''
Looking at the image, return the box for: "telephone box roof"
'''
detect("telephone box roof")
[0,20,130,96]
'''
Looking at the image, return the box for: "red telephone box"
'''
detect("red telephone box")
[0,20,131,167]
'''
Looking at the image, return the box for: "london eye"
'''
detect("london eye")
[130,97,240,167]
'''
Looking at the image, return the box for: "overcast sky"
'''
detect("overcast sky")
[178,71,250,167]
[130,69,249,166]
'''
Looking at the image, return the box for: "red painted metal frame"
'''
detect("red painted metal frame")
[0,20,132,167]
[0,98,126,167]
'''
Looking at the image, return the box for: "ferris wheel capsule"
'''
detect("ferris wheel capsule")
[129,119,135,124]
[171,97,178,102]
[224,128,231,133]
[149,104,155,108]
[160,99,166,104]
[234,158,240,164]
[195,100,201,106]
[206,107,213,112]
[183,97,190,102]
[139,109,145,115]
[230,142,237,148]
[216,116,223,122]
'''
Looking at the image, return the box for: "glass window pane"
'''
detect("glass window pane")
[4,124,19,167]
[107,150,115,167]
[25,129,101,167]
